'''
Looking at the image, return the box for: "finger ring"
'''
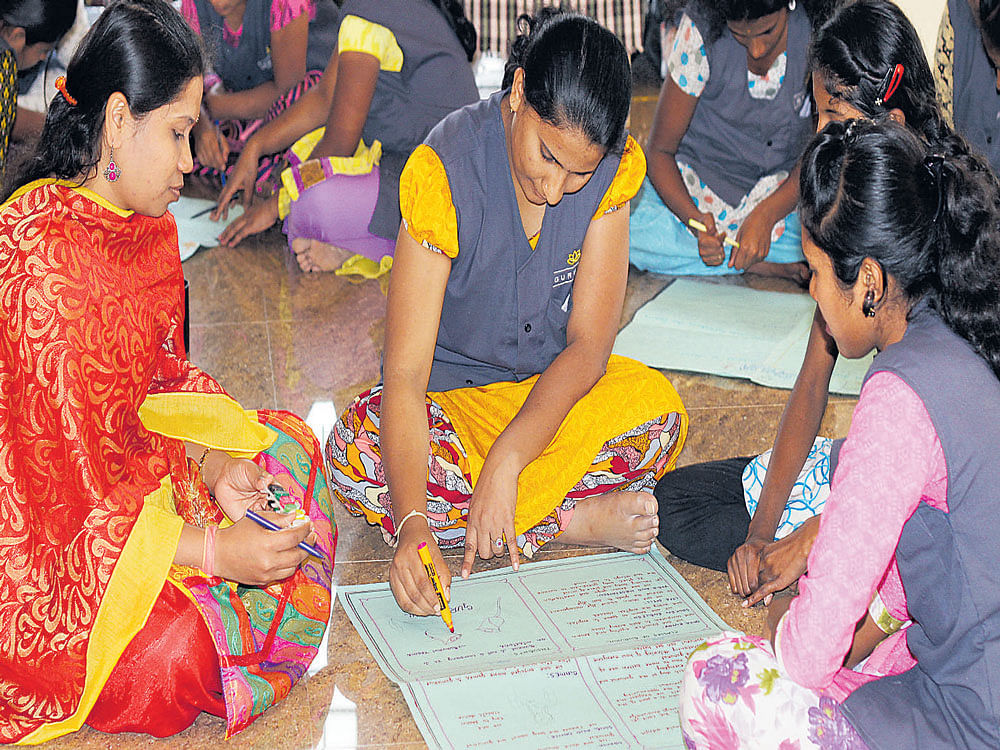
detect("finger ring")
[494,537,504,549]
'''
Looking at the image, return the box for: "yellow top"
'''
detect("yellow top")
[338,14,403,71]
[399,135,647,258]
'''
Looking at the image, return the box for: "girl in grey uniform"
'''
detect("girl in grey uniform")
[326,12,689,615]
[630,0,827,278]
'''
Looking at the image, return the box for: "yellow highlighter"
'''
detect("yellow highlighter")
[688,217,740,248]
[417,542,454,633]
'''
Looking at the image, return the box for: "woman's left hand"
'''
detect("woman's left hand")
[461,459,521,578]
[212,456,274,522]
[731,204,776,270]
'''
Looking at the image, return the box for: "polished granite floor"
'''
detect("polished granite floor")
[34,89,858,750]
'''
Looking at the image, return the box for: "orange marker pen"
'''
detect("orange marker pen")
[417,542,454,633]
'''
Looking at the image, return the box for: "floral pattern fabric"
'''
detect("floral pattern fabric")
[668,13,787,100]
[326,385,679,557]
[677,159,789,239]
[679,633,869,749]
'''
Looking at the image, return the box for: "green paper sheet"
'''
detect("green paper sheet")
[339,548,727,749]
[613,279,874,395]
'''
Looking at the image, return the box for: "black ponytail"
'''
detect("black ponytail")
[432,0,477,62]
[11,0,204,195]
[502,9,631,153]
[800,119,1000,378]
[0,0,76,45]
[810,0,951,150]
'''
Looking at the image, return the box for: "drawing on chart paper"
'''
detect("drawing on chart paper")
[476,597,505,633]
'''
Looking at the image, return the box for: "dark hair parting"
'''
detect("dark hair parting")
[799,119,1000,378]
[11,0,205,196]
[502,8,631,153]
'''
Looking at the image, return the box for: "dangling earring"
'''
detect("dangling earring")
[104,147,121,182]
[862,289,877,318]
[788,0,796,10]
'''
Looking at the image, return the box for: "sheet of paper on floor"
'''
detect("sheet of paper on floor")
[171,196,244,261]
[613,279,874,395]
[338,548,727,749]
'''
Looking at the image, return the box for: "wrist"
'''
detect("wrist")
[200,449,228,494]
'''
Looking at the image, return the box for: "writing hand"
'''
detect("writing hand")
[730,204,774,270]
[389,522,451,615]
[461,460,520,579]
[215,512,313,585]
[743,516,821,607]
[693,211,726,266]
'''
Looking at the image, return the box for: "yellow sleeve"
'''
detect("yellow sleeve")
[592,135,647,220]
[399,144,460,259]
[338,14,403,72]
[935,4,955,129]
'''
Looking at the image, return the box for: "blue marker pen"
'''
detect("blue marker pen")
[245,509,322,558]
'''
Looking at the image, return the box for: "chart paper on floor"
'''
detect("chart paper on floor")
[339,548,727,749]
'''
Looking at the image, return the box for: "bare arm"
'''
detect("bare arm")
[729,309,838,597]
[204,11,310,121]
[382,227,455,615]
[645,76,727,263]
[460,205,631,575]
[646,76,701,223]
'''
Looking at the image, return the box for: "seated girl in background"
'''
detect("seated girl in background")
[935,0,1000,173]
[657,0,956,604]
[0,0,76,175]
[214,0,479,278]
[680,118,1000,750]
[0,0,334,740]
[327,12,687,614]
[629,0,825,279]
[181,0,340,192]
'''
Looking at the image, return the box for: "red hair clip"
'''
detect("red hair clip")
[55,76,77,107]
[875,63,904,107]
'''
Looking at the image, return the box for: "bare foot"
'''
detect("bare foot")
[746,260,810,287]
[290,237,353,273]
[558,491,659,554]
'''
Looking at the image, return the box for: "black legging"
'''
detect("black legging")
[655,457,754,572]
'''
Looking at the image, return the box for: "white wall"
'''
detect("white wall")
[895,0,947,63]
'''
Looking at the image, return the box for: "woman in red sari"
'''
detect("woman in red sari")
[0,0,335,742]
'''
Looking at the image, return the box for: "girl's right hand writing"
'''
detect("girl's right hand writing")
[693,211,726,266]
[389,521,451,615]
[214,513,315,586]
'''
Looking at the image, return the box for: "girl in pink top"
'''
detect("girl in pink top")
[678,120,1000,747]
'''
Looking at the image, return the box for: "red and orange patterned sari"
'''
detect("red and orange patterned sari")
[0,181,335,743]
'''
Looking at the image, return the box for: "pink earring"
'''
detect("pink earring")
[104,147,120,182]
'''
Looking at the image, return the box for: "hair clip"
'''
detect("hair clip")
[875,63,904,107]
[923,153,947,224]
[54,76,77,107]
